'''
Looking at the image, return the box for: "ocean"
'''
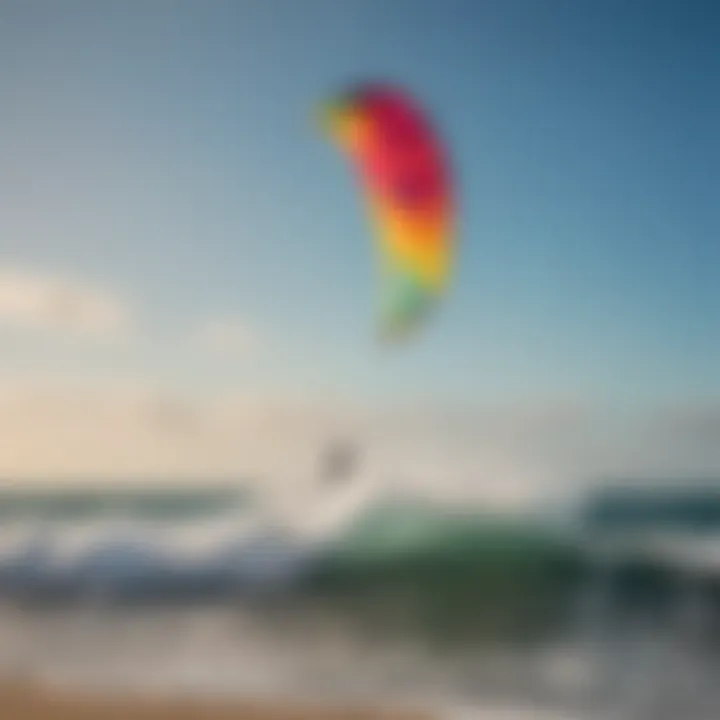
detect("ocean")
[0,483,719,719]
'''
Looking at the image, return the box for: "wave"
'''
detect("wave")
[0,481,585,641]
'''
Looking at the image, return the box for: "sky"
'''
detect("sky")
[0,0,717,492]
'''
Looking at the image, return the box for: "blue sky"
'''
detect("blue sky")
[0,0,717,413]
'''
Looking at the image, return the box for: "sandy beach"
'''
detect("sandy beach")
[0,681,436,720]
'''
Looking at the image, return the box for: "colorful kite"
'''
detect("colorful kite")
[320,82,456,343]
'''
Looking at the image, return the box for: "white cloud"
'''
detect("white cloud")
[0,267,131,341]
[195,318,256,358]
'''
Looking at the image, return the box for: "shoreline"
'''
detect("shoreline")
[0,680,437,720]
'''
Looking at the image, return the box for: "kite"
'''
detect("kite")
[320,82,456,343]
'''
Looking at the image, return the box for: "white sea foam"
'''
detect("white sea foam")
[0,602,715,717]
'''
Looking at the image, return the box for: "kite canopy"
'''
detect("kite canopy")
[320,82,456,344]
